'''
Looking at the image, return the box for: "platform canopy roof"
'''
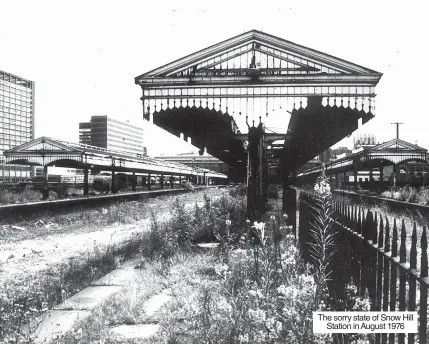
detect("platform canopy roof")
[298,138,428,177]
[3,137,227,179]
[135,29,381,87]
[135,29,382,178]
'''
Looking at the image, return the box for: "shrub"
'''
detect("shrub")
[417,187,429,205]
[180,181,195,191]
[93,177,111,193]
[381,190,393,199]
[229,184,247,197]
[55,183,69,198]
[407,187,418,203]
[140,212,178,261]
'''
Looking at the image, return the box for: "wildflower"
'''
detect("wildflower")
[275,321,283,333]
[246,219,250,224]
[314,178,331,195]
[277,285,287,295]
[270,215,275,221]
[225,219,232,226]
[253,221,265,240]
[248,308,266,323]
[238,334,249,343]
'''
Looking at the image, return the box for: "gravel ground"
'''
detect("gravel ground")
[0,188,226,293]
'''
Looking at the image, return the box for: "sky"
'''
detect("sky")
[1,0,429,156]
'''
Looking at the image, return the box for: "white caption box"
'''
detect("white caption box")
[313,312,418,334]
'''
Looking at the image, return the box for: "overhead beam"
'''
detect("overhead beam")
[234,133,286,142]
[137,74,382,88]
[140,92,376,100]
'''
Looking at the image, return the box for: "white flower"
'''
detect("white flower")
[225,219,232,226]
[283,213,288,219]
[246,219,251,223]
[270,215,275,221]
[275,321,283,333]
[277,284,287,295]
[238,334,249,343]
[253,221,265,240]
[314,178,332,196]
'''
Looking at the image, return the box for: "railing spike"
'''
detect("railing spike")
[410,222,417,269]
[392,218,398,257]
[421,226,428,278]
[357,207,361,235]
[365,211,373,240]
[384,216,390,252]
[354,206,358,233]
[400,219,406,263]
[373,212,378,244]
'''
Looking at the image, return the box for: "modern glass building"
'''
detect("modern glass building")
[0,70,35,182]
[79,115,144,156]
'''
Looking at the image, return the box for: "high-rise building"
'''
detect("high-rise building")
[78,121,91,145]
[79,115,144,156]
[0,70,35,182]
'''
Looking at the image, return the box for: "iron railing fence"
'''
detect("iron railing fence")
[299,190,428,344]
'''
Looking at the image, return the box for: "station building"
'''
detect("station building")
[0,70,35,182]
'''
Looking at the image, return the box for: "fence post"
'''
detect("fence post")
[389,219,398,343]
[360,210,368,296]
[382,217,390,344]
[398,219,407,344]
[376,217,384,344]
[369,212,378,314]
[408,222,417,344]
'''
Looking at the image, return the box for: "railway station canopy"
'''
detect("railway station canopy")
[3,137,228,179]
[135,29,382,179]
[297,138,428,179]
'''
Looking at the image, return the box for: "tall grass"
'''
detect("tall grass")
[0,189,42,204]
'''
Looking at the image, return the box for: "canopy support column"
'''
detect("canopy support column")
[170,174,174,189]
[43,165,49,200]
[111,169,116,194]
[160,174,164,189]
[148,173,151,191]
[83,167,89,196]
[394,164,400,187]
[132,171,136,192]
